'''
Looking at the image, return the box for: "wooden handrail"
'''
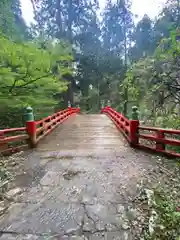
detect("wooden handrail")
[102,107,138,146]
[102,106,180,158]
[0,107,80,155]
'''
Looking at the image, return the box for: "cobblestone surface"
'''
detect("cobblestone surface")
[0,114,158,239]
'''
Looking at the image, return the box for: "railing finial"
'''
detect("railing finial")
[24,106,34,122]
[132,106,139,120]
[107,100,111,107]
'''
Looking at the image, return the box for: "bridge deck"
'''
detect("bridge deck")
[38,114,127,155]
[0,114,157,239]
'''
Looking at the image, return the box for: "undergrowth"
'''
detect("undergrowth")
[143,186,180,240]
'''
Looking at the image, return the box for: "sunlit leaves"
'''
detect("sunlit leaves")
[0,35,73,107]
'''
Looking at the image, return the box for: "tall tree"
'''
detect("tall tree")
[129,14,153,61]
[102,0,133,56]
[34,0,99,40]
[33,0,101,106]
[102,0,123,55]
[0,0,30,40]
[0,0,15,37]
[153,0,180,45]
[11,0,30,40]
[100,0,134,113]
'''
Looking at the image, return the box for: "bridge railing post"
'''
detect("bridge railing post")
[155,130,165,151]
[25,107,36,147]
[130,106,139,147]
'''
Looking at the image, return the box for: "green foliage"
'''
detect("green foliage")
[129,14,154,61]
[0,0,14,37]
[0,0,31,40]
[0,35,72,107]
[144,187,180,240]
[123,28,180,119]
[102,0,133,54]
[0,0,180,124]
[0,31,73,127]
[123,28,180,155]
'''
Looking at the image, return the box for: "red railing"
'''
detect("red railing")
[138,126,180,158]
[0,127,28,155]
[0,107,80,155]
[102,107,130,142]
[102,106,180,158]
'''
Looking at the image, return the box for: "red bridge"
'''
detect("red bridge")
[0,105,179,239]
[0,105,180,158]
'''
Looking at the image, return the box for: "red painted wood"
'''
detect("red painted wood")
[102,106,180,158]
[36,118,62,143]
[139,134,180,146]
[139,126,180,135]
[130,120,139,146]
[36,110,78,143]
[155,131,165,150]
[0,131,8,151]
[103,107,130,126]
[0,134,28,143]
[34,108,79,145]
[0,107,80,154]
[102,107,131,143]
[26,121,36,146]
[104,112,131,142]
[36,113,69,137]
[139,127,180,157]
[138,125,180,157]
[0,127,26,134]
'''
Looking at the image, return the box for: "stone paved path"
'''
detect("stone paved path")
[0,114,158,239]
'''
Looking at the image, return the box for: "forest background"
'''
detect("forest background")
[0,0,180,130]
